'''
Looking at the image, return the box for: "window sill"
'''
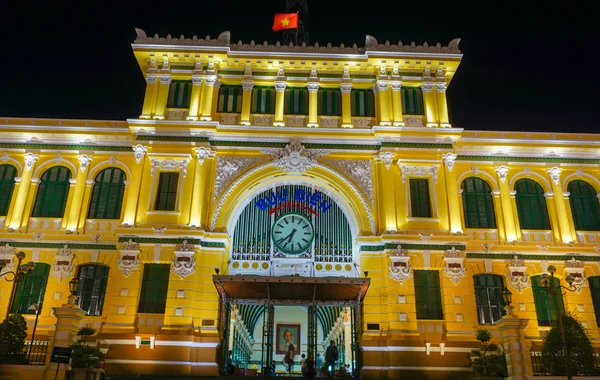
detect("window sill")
[407,217,440,223]
[146,211,180,215]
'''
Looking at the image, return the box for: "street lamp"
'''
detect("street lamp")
[0,251,35,320]
[27,302,42,363]
[501,287,514,316]
[541,265,576,380]
[67,277,81,306]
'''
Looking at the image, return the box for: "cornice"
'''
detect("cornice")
[457,155,600,165]
[361,243,466,252]
[466,253,600,261]
[0,142,132,152]
[117,236,225,247]
[0,241,117,250]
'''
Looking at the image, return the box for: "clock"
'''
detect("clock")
[272,213,315,255]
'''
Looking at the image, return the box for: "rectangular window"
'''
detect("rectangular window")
[589,277,600,327]
[474,274,506,325]
[251,87,276,114]
[532,275,565,326]
[350,89,375,117]
[217,85,243,113]
[155,172,179,211]
[77,265,109,316]
[166,80,192,109]
[138,264,170,314]
[414,270,443,320]
[410,178,432,217]
[284,87,309,115]
[11,263,50,314]
[401,87,425,115]
[317,88,342,116]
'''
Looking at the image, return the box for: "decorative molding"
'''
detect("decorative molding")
[285,115,307,127]
[252,114,274,126]
[435,83,447,93]
[307,82,320,92]
[24,153,39,171]
[318,116,339,128]
[323,159,374,205]
[78,154,93,172]
[564,257,586,293]
[421,82,434,92]
[50,245,75,281]
[132,144,147,164]
[547,166,561,185]
[495,166,508,183]
[507,255,530,292]
[195,147,212,166]
[388,245,412,284]
[213,156,265,203]
[0,244,16,276]
[443,247,465,284]
[351,117,373,129]
[361,243,466,252]
[274,81,287,92]
[166,109,189,120]
[457,155,600,165]
[150,158,189,177]
[117,240,141,278]
[172,244,196,279]
[204,75,217,86]
[261,137,329,174]
[219,113,241,125]
[441,153,456,172]
[376,80,389,91]
[340,83,352,94]
[152,226,167,235]
[241,80,254,91]
[419,233,433,241]
[399,164,438,184]
[390,81,402,92]
[379,152,395,170]
[403,115,425,127]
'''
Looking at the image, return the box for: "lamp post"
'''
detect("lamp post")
[540,265,576,380]
[27,301,42,363]
[501,287,513,316]
[67,277,81,306]
[0,251,36,320]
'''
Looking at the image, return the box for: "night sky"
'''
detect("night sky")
[0,1,596,133]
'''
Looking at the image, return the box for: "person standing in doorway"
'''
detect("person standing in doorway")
[284,343,295,375]
[325,340,338,379]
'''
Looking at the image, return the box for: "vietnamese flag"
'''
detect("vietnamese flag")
[272,13,298,32]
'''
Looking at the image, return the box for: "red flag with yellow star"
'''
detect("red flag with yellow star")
[272,13,298,32]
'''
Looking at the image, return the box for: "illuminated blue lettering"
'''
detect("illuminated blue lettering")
[255,199,269,211]
[295,188,305,202]
[319,200,332,213]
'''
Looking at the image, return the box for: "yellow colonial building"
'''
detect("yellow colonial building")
[1,29,600,380]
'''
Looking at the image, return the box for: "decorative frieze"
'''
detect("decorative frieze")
[171,240,196,278]
[166,109,189,120]
[285,115,307,127]
[51,245,75,281]
[150,158,189,177]
[252,114,274,126]
[388,245,412,284]
[564,257,586,293]
[318,116,339,128]
[507,255,530,292]
[399,164,438,184]
[443,247,465,284]
[262,137,329,174]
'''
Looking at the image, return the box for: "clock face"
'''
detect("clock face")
[272,213,314,255]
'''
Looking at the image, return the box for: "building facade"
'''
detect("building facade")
[1,29,600,379]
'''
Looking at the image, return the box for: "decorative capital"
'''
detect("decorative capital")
[24,152,39,171]
[376,80,389,91]
[495,166,509,183]
[132,144,147,164]
[547,166,561,185]
[340,83,352,94]
[195,146,212,166]
[441,153,457,172]
[191,75,203,86]
[435,83,447,93]
[204,75,217,86]
[145,73,158,84]
[421,82,435,92]
[241,80,254,91]
[78,154,93,172]
[262,137,329,174]
[307,82,320,93]
[379,152,395,170]
[159,74,172,85]
[390,81,402,92]
[274,81,287,92]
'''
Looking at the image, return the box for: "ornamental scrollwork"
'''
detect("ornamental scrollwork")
[117,239,141,278]
[495,166,509,183]
[151,158,189,177]
[322,159,373,205]
[172,249,196,279]
[78,154,93,172]
[51,245,75,281]
[0,244,16,275]
[379,152,395,170]
[388,245,412,284]
[564,257,586,293]
[132,144,147,164]
[547,167,562,185]
[399,164,438,184]
[24,153,39,171]
[441,153,456,172]
[507,255,530,292]
[443,247,465,284]
[262,137,329,174]
[213,156,265,203]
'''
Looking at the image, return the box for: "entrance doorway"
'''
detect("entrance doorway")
[213,275,369,377]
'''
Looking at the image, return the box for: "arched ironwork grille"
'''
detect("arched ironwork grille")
[232,185,353,262]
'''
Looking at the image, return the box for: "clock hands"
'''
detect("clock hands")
[276,229,297,247]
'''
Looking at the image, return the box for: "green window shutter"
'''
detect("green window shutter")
[155,172,179,211]
[473,274,505,324]
[401,87,425,115]
[167,80,192,108]
[350,89,375,117]
[10,263,50,314]
[409,178,432,217]
[317,88,342,116]
[531,275,564,326]
[88,168,126,219]
[461,177,497,228]
[568,180,600,231]
[515,179,550,230]
[76,264,109,316]
[251,87,276,114]
[284,87,308,115]
[32,166,71,217]
[0,164,17,216]
[414,270,443,320]
[217,85,243,113]
[589,276,600,327]
[138,264,170,314]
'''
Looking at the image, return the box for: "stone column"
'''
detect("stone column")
[376,80,391,126]
[153,74,172,120]
[547,167,575,243]
[390,81,404,126]
[435,82,451,127]
[8,153,38,230]
[495,166,518,242]
[66,155,93,232]
[307,82,320,127]
[273,81,286,126]
[240,79,254,125]
[442,153,462,233]
[421,82,439,127]
[496,317,533,380]
[340,83,353,128]
[200,74,217,121]
[140,73,158,119]
[46,302,85,380]
[187,74,204,121]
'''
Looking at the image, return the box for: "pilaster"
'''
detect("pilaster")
[240,79,254,125]
[307,82,319,127]
[140,73,158,119]
[442,153,462,233]
[77,179,95,230]
[390,81,404,126]
[491,190,507,241]
[122,145,147,227]
[435,82,451,127]
[496,317,533,380]
[421,82,439,127]
[66,155,93,232]
[340,83,353,128]
[8,153,38,230]
[375,154,396,233]
[376,80,391,126]
[153,74,172,120]
[189,147,214,229]
[547,167,575,243]
[200,74,217,121]
[187,74,204,121]
[495,166,518,242]
[273,80,286,126]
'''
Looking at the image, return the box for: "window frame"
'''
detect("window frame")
[515,179,551,230]
[350,89,375,117]
[76,264,109,316]
[414,270,443,320]
[32,166,72,218]
[409,178,432,218]
[154,172,180,211]
[284,87,309,115]
[217,85,243,113]
[0,164,17,216]
[531,274,565,326]
[138,264,171,314]
[473,274,506,325]
[461,177,497,229]
[10,263,50,314]
[568,180,600,231]
[166,80,192,109]
[250,86,276,114]
[87,168,126,219]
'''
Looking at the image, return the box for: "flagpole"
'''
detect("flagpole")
[295,11,299,46]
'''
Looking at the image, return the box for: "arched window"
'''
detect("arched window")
[461,177,497,228]
[10,263,50,314]
[88,168,126,219]
[32,166,71,217]
[531,275,565,326]
[76,264,109,316]
[0,164,17,216]
[515,179,550,230]
[568,180,600,231]
[473,274,505,324]
[589,276,600,327]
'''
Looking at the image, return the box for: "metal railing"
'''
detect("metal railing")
[0,340,49,365]
[530,351,600,376]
